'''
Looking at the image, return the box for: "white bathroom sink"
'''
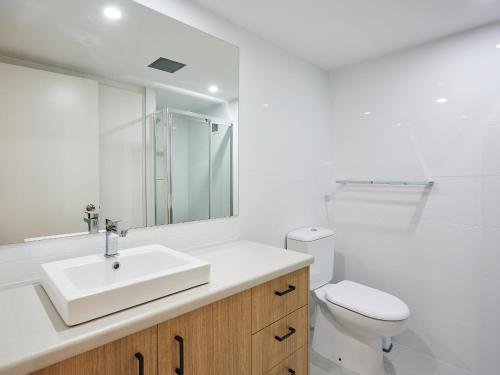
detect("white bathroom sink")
[41,244,210,326]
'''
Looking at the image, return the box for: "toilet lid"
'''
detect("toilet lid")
[325,281,410,321]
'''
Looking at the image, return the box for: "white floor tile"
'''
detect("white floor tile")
[310,343,475,375]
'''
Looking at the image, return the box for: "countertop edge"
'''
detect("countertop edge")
[2,244,313,375]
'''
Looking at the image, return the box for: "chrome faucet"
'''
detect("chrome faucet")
[105,219,128,257]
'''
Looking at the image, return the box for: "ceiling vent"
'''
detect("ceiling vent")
[148,57,186,73]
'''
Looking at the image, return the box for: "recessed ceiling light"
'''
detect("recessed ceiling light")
[435,98,448,104]
[363,111,371,115]
[263,103,269,108]
[496,43,500,49]
[103,7,122,20]
[208,85,219,93]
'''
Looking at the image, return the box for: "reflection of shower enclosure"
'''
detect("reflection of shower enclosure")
[152,109,233,225]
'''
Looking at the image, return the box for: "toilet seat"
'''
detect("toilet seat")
[324,280,410,321]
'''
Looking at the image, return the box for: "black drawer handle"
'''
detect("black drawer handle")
[134,352,144,375]
[275,284,296,296]
[174,335,184,375]
[275,327,296,342]
[288,369,296,374]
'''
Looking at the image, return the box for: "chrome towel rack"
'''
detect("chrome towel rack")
[336,180,434,187]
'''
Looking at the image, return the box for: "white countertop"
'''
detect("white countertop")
[0,240,313,375]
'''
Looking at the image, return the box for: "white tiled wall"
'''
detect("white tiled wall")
[328,22,500,375]
[135,0,332,249]
[99,84,145,230]
[0,1,331,284]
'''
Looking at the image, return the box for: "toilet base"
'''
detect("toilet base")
[312,303,384,375]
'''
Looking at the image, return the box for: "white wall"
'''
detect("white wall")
[328,22,500,375]
[0,0,330,284]
[200,100,238,123]
[0,62,99,244]
[145,87,157,226]
[99,84,145,229]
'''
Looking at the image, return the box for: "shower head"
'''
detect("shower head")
[148,57,186,73]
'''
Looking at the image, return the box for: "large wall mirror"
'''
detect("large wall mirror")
[0,0,239,245]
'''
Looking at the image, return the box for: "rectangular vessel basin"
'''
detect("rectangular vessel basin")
[41,244,210,325]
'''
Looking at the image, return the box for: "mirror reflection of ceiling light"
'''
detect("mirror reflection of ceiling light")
[103,7,122,20]
[435,98,448,104]
[208,85,219,93]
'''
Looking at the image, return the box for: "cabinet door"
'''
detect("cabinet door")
[158,304,213,375]
[212,290,252,375]
[158,290,252,375]
[104,326,157,375]
[31,327,156,375]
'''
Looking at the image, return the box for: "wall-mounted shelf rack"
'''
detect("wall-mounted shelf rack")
[335,180,434,187]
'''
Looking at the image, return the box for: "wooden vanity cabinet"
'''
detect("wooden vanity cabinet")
[31,268,308,375]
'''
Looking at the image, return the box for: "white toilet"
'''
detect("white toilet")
[287,227,410,375]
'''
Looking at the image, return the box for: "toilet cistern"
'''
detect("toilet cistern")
[105,218,128,257]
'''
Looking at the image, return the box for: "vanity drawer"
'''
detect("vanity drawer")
[264,346,308,375]
[252,267,309,332]
[252,306,308,375]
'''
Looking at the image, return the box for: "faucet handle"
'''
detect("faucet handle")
[105,218,121,230]
[105,219,128,237]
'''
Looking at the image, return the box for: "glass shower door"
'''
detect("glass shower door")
[150,109,234,226]
[170,112,210,224]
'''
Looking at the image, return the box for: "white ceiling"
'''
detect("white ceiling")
[0,0,239,101]
[190,0,500,70]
